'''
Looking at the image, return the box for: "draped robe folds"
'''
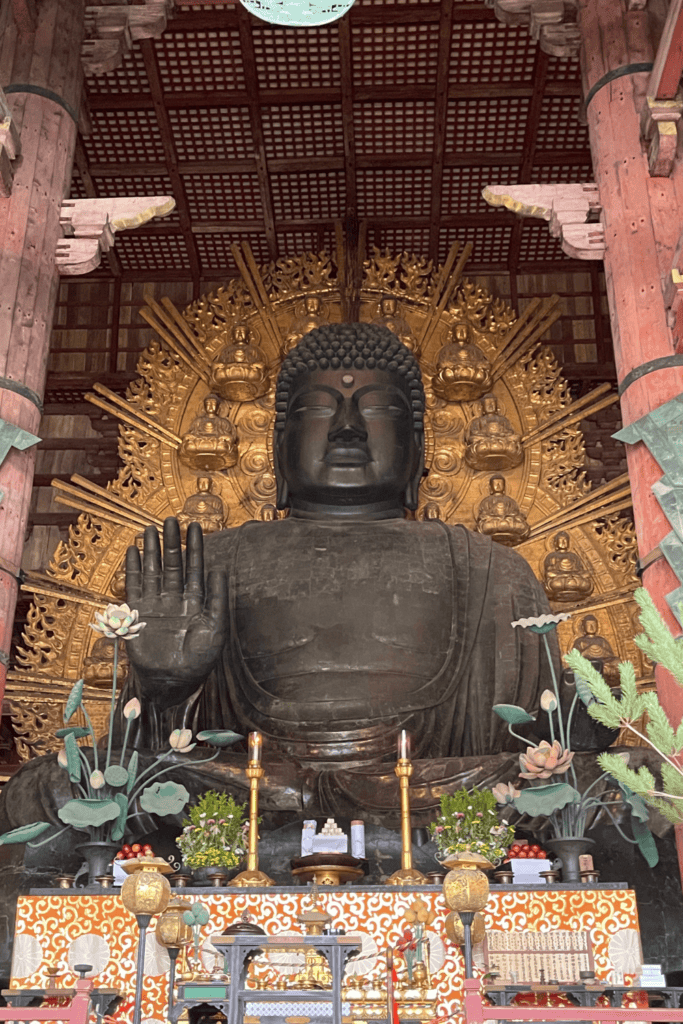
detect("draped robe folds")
[120,518,558,778]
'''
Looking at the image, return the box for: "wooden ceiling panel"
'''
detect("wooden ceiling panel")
[445,96,531,155]
[251,23,341,89]
[535,96,590,151]
[85,43,148,96]
[113,232,191,271]
[156,27,246,92]
[442,164,518,215]
[351,21,440,86]
[531,161,594,183]
[439,223,513,265]
[278,228,336,257]
[89,174,180,220]
[168,106,254,161]
[543,51,582,83]
[261,104,344,160]
[517,221,566,263]
[353,99,436,154]
[184,172,264,221]
[85,109,168,165]
[372,225,431,254]
[450,22,535,84]
[357,167,432,216]
[194,232,271,272]
[270,169,345,220]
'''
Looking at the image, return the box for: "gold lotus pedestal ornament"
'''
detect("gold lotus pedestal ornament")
[442,850,493,978]
[120,857,173,1024]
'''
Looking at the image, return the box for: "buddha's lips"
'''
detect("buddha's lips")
[324,444,371,465]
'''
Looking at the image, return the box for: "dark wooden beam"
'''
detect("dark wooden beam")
[428,0,454,263]
[508,49,549,279]
[139,38,202,288]
[338,13,358,225]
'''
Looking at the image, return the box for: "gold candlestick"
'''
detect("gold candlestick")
[388,741,428,885]
[230,738,274,887]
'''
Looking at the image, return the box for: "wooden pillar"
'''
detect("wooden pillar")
[0,0,85,694]
[580,0,683,728]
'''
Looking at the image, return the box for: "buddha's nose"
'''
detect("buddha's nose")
[328,401,367,443]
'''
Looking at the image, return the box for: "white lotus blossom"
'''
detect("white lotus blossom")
[91,603,146,640]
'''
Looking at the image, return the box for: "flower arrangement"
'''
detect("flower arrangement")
[566,587,683,829]
[490,613,658,866]
[0,603,242,852]
[428,786,515,866]
[176,790,248,868]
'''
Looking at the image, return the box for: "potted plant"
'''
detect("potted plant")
[566,586,683,830]
[0,603,242,884]
[176,790,248,884]
[429,786,515,868]
[491,613,658,882]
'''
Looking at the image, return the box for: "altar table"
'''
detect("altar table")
[9,884,642,1024]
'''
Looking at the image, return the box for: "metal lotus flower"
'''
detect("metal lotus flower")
[492,781,521,805]
[169,728,196,753]
[519,740,574,779]
[91,603,146,640]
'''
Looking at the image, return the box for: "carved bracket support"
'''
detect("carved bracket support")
[640,96,683,177]
[56,195,176,275]
[482,183,605,260]
[82,0,175,76]
[484,0,581,57]
[0,87,21,198]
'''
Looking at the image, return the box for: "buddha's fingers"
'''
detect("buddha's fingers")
[162,518,184,596]
[125,545,142,606]
[185,522,205,603]
[142,524,163,599]
[205,569,228,639]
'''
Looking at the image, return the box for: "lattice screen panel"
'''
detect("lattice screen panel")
[270,170,345,221]
[261,105,344,160]
[252,24,341,89]
[185,173,263,221]
[443,165,519,215]
[169,107,254,162]
[445,96,531,154]
[351,21,440,86]
[114,233,191,272]
[357,168,432,217]
[354,100,436,154]
[536,96,590,151]
[156,28,246,92]
[86,110,168,165]
[450,22,536,83]
[438,225,513,265]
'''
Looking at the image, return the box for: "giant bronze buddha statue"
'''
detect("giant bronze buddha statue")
[120,323,554,776]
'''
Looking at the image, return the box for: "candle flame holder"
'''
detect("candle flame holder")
[387,756,428,886]
[229,760,274,887]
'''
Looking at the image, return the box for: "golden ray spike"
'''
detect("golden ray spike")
[139,304,212,387]
[522,383,613,445]
[53,494,153,533]
[523,392,619,448]
[562,586,638,617]
[415,241,462,350]
[525,497,634,543]
[69,474,167,527]
[529,473,632,532]
[143,290,208,369]
[490,297,543,374]
[85,391,180,450]
[417,242,473,356]
[52,482,161,532]
[335,221,347,320]
[23,570,113,605]
[160,296,211,367]
[20,582,108,611]
[89,384,181,446]
[52,478,163,527]
[491,299,562,382]
[230,243,282,353]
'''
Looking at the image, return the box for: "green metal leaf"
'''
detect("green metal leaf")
[139,781,190,816]
[111,794,129,843]
[631,815,659,868]
[0,821,51,846]
[492,704,535,725]
[514,783,580,816]
[64,732,83,784]
[55,727,90,739]
[196,730,244,747]
[63,679,85,723]
[573,674,595,707]
[104,765,129,788]
[126,750,139,794]
[57,799,121,829]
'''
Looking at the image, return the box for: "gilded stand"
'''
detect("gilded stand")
[230,749,274,887]
[387,753,428,886]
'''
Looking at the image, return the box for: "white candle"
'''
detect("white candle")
[249,731,262,763]
[398,729,410,760]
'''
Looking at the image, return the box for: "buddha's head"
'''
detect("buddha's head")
[232,323,249,345]
[554,530,570,550]
[274,323,425,518]
[489,474,506,494]
[196,476,213,494]
[203,394,220,416]
[582,614,599,636]
[481,393,498,415]
[305,296,321,315]
[451,321,471,344]
[380,296,398,316]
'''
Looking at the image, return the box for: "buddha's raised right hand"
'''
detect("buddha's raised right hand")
[125,518,228,705]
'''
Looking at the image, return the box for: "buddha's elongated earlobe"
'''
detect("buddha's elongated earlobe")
[273,434,290,510]
[404,430,425,511]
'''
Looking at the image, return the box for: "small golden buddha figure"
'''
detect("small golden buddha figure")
[371,295,417,351]
[209,323,269,403]
[83,636,129,689]
[572,614,620,685]
[432,321,493,402]
[475,474,530,546]
[464,393,523,471]
[284,295,328,353]
[177,476,226,542]
[543,531,594,602]
[419,501,441,521]
[111,532,145,600]
[259,503,278,522]
[178,394,238,472]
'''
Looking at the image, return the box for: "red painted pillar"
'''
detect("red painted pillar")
[580,0,683,728]
[0,0,84,694]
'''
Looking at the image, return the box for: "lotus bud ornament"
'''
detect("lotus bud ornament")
[519,740,574,779]
[492,781,521,805]
[123,698,141,720]
[169,728,196,753]
[540,689,558,712]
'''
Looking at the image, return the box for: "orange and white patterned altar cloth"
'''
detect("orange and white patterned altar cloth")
[10,886,642,1024]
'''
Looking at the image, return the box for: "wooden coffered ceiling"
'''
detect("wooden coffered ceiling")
[72,0,595,285]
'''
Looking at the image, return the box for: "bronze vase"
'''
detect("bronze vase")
[545,837,595,883]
